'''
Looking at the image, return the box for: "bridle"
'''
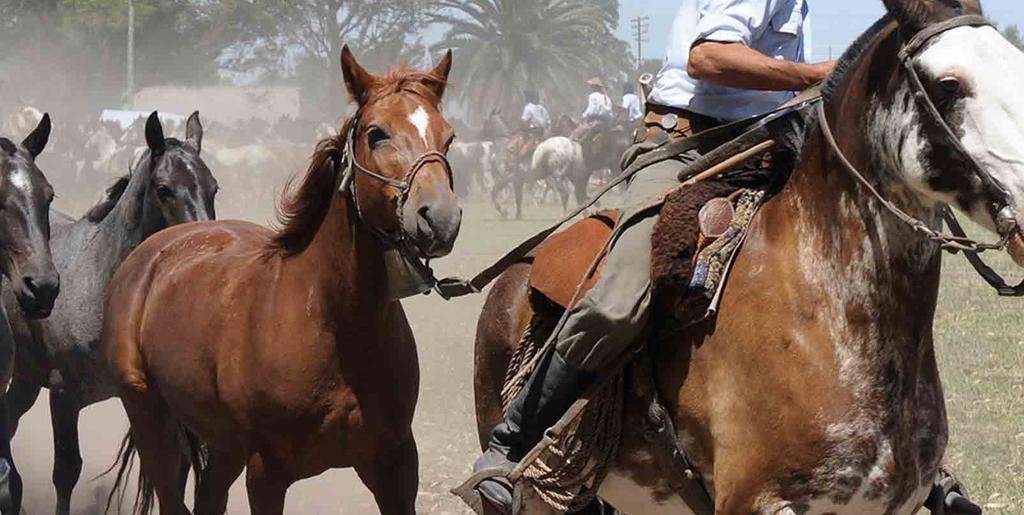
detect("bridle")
[337,111,455,286]
[817,14,1024,296]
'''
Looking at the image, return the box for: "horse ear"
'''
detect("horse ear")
[340,45,377,105]
[882,0,976,29]
[185,110,203,153]
[21,113,50,159]
[427,49,453,100]
[145,111,166,156]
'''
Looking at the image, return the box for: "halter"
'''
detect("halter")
[338,111,455,289]
[818,14,1024,296]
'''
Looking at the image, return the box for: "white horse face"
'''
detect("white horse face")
[913,26,1024,234]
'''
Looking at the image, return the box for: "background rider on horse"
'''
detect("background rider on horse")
[471,0,834,510]
[570,78,614,142]
[518,89,550,159]
[619,83,643,124]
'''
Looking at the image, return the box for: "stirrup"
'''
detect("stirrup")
[451,467,517,515]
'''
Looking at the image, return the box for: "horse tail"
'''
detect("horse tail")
[102,431,155,515]
[102,424,206,515]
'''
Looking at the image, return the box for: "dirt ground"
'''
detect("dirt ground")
[11,184,1024,514]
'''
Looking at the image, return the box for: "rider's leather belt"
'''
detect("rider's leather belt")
[642,104,723,146]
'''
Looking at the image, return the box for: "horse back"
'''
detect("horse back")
[103,220,273,396]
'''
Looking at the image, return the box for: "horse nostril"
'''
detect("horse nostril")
[23,275,59,301]
[418,205,432,223]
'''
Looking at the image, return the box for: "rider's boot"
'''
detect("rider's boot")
[925,468,982,515]
[473,349,593,512]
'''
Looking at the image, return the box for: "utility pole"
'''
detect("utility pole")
[631,16,650,72]
[125,0,135,108]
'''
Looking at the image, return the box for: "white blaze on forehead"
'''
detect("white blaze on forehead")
[918,26,1024,210]
[9,169,31,192]
[409,105,431,145]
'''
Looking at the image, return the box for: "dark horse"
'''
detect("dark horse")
[104,47,460,514]
[0,115,61,514]
[2,111,216,515]
[474,0,1023,513]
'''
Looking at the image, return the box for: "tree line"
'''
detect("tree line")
[0,0,633,126]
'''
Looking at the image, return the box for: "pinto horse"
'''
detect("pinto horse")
[473,0,1024,513]
[103,47,460,515]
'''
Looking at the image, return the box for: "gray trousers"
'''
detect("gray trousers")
[555,149,700,373]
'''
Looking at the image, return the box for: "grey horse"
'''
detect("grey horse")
[0,114,62,515]
[1,111,217,515]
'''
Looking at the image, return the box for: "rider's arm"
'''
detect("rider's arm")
[685,0,834,92]
[688,41,833,91]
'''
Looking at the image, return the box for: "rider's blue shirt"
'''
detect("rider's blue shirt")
[650,0,812,122]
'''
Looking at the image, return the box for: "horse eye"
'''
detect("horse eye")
[938,77,963,97]
[367,127,390,149]
[156,185,174,199]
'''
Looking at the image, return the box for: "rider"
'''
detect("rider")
[519,89,550,157]
[571,78,614,141]
[619,83,643,123]
[472,0,834,509]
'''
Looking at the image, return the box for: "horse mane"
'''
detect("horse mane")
[265,120,349,256]
[84,175,131,223]
[822,14,897,101]
[266,64,447,256]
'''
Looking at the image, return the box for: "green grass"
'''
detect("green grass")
[935,246,1024,512]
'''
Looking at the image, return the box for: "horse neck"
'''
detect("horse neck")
[97,155,162,261]
[762,106,945,380]
[287,192,391,313]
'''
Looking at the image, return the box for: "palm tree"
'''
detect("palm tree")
[431,0,631,125]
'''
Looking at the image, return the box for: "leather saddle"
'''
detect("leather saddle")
[529,180,744,313]
[529,210,619,308]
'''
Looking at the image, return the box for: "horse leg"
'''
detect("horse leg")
[49,389,83,515]
[550,176,571,215]
[491,177,511,219]
[354,435,418,515]
[245,453,290,515]
[571,169,591,209]
[120,393,190,515]
[514,178,525,220]
[193,448,245,515]
[6,377,41,437]
[0,396,23,515]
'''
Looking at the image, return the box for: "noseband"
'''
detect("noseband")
[337,113,455,286]
[818,14,1024,296]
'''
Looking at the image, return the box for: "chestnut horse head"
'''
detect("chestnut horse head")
[0,115,58,318]
[340,45,460,258]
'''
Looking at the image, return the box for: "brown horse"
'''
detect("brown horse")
[103,46,460,515]
[474,0,1024,513]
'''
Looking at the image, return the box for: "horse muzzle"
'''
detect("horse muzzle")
[405,197,462,259]
[15,269,60,319]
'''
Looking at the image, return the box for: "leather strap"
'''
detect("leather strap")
[942,208,1024,297]
[435,101,812,299]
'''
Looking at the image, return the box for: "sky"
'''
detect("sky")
[616,0,1024,62]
